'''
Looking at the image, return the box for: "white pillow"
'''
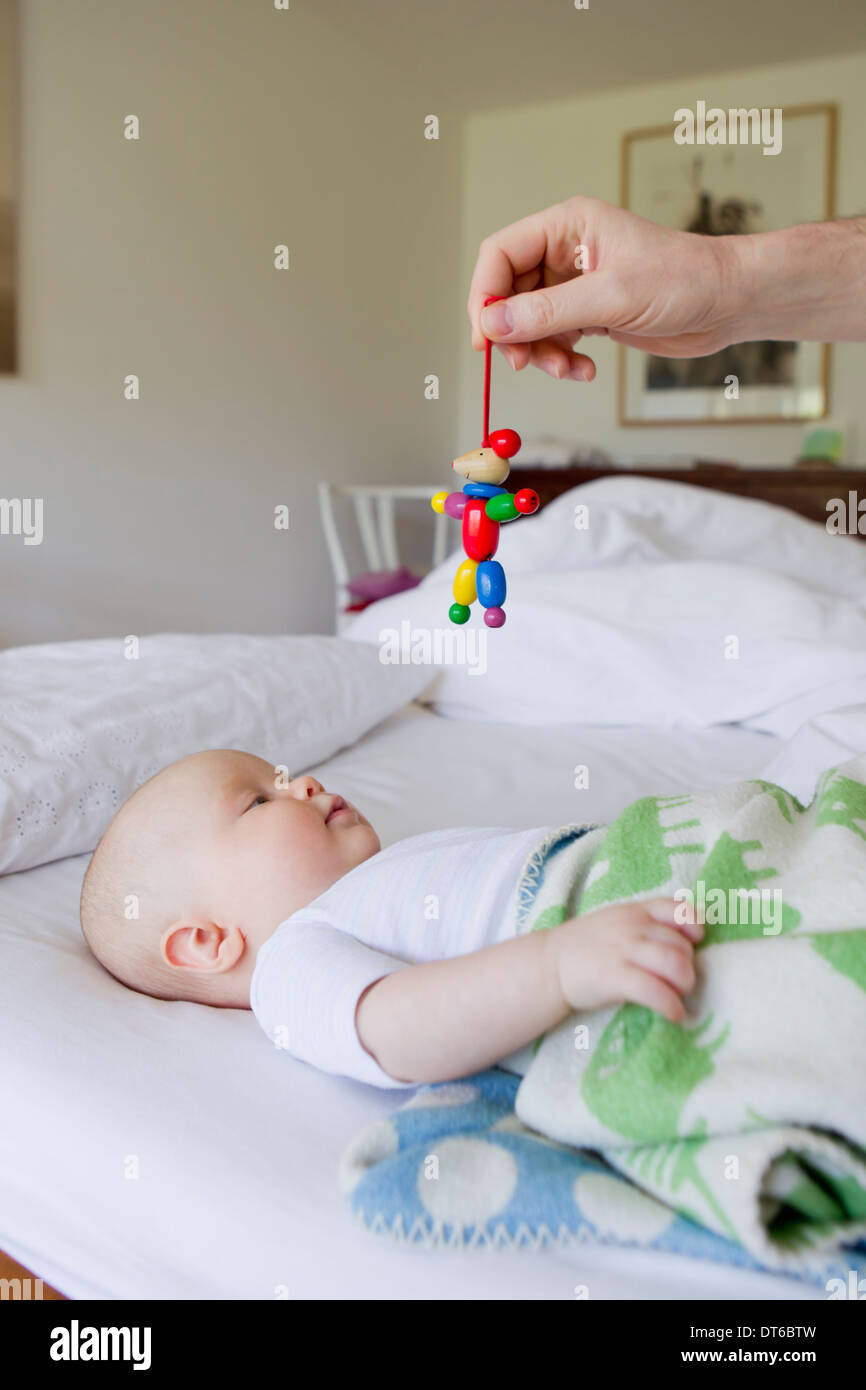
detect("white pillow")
[0,633,433,874]
[345,478,866,735]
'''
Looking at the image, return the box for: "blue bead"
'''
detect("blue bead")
[462,482,507,499]
[476,559,506,607]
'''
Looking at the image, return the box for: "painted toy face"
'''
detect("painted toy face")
[451,446,510,485]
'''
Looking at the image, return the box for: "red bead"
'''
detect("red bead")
[462,497,499,561]
[488,428,521,460]
[513,487,539,515]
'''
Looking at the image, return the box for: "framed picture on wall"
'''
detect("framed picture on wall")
[0,0,17,374]
[618,102,835,426]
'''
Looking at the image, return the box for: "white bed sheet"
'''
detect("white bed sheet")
[0,702,823,1300]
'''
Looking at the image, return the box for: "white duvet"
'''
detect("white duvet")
[347,477,866,742]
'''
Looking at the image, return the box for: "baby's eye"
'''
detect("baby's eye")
[246,795,269,811]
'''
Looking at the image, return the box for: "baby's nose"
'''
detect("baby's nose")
[290,775,323,799]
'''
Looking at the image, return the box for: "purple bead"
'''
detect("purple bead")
[484,606,506,628]
[444,492,466,519]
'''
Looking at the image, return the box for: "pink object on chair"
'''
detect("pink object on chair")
[346,566,421,605]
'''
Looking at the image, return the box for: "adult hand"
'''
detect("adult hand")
[468,194,735,381]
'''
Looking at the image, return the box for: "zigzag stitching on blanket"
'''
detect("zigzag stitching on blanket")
[514,829,575,932]
[514,861,547,928]
[356,1210,762,1265]
[514,853,547,932]
[356,1211,595,1252]
[350,1210,840,1286]
[514,825,599,933]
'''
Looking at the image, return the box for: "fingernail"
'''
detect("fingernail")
[481,302,513,337]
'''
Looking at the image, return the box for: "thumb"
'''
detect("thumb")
[480,274,620,343]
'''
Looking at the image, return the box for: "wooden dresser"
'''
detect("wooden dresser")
[508,464,866,533]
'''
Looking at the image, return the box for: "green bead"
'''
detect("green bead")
[449,602,471,625]
[485,493,518,522]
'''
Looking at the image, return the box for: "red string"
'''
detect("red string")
[482,293,504,446]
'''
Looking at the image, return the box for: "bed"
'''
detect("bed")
[3,474,866,1300]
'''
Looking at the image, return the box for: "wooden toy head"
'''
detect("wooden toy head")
[452,446,510,485]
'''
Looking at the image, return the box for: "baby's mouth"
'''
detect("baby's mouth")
[325,796,353,825]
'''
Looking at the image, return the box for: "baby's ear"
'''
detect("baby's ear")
[160,918,245,973]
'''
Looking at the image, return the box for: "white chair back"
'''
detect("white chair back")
[318,483,452,633]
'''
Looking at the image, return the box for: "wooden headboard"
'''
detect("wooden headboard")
[509,463,866,535]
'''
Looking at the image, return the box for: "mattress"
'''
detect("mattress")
[0,701,823,1299]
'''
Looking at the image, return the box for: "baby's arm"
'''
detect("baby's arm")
[356,898,701,1084]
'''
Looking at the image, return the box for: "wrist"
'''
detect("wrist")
[542,918,571,1018]
[711,233,751,349]
[719,219,866,344]
[721,226,808,343]
[355,975,394,1072]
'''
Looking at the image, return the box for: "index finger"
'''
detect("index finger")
[645,897,704,943]
[467,203,568,351]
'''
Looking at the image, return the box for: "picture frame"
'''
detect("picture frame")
[0,0,17,374]
[618,102,836,426]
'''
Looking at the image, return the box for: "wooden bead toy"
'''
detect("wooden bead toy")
[431,295,541,627]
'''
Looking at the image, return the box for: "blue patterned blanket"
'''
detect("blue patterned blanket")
[340,1069,866,1291]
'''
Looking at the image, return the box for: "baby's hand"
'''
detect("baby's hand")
[552,899,702,1023]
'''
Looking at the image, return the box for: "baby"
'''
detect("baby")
[80,749,700,1088]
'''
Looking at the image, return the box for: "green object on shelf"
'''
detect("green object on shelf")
[800,426,844,464]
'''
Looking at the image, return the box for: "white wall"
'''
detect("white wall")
[0,1,463,644]
[5,17,866,650]
[458,52,866,468]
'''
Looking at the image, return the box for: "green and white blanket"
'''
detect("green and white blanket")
[512,755,866,1273]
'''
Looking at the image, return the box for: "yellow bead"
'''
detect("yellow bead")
[453,557,478,605]
[431,491,448,514]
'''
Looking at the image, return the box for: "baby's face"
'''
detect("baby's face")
[149,750,380,970]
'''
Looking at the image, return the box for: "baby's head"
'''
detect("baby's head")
[80,750,379,1007]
